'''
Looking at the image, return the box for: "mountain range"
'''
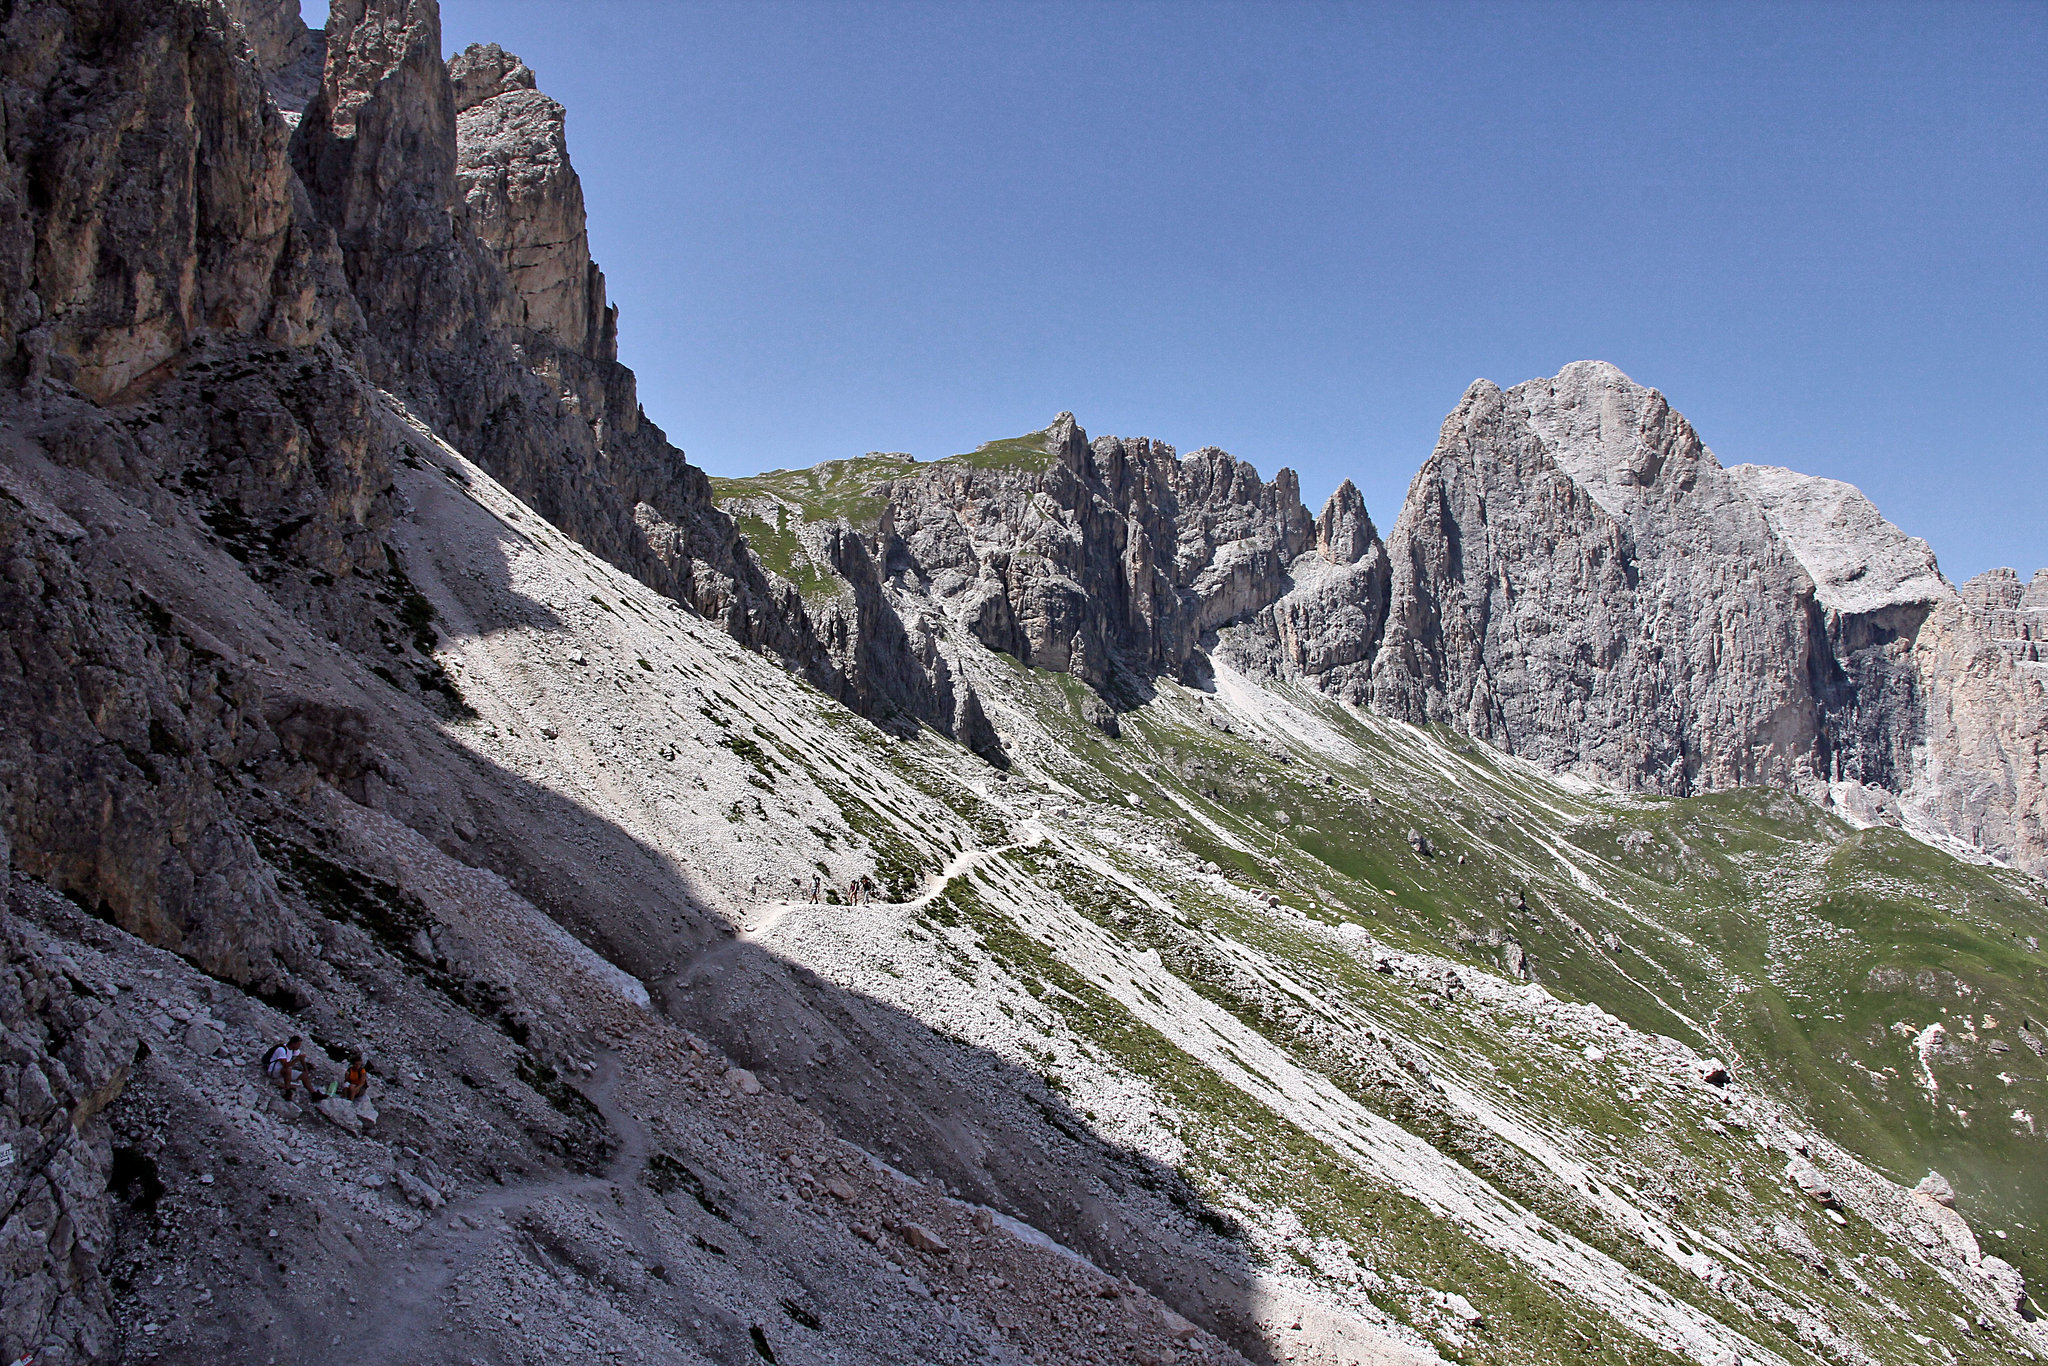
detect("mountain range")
[1,2,2044,1364]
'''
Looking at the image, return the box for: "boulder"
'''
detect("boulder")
[1436,1290,1484,1327]
[396,1168,446,1210]
[1785,1157,1833,1204]
[1978,1255,2026,1312]
[901,1223,949,1253]
[183,1021,225,1056]
[317,1095,363,1135]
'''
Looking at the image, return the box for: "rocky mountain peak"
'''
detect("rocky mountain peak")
[1955,567,2048,657]
[315,0,445,142]
[450,43,612,358]
[448,40,536,112]
[1508,360,1713,517]
[1315,479,1378,565]
[1045,409,1090,467]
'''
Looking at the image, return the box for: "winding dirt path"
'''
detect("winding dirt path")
[339,1053,654,1366]
[731,822,1046,950]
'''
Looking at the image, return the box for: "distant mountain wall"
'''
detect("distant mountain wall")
[719,366,2044,875]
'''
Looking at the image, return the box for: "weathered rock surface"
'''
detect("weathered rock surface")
[0,883,137,1366]
[450,41,613,360]
[1726,463,1948,618]
[724,358,2045,872]
[1901,575,2048,871]
[882,414,1315,691]
[222,0,325,113]
[281,0,844,702]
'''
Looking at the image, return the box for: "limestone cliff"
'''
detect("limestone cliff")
[1904,572,2048,871]
[881,415,1315,690]
[280,0,841,697]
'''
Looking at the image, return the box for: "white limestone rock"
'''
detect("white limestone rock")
[1724,463,1948,617]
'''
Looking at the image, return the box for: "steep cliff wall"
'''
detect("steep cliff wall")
[279,0,840,695]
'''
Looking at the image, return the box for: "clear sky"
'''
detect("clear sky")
[418,1,2040,581]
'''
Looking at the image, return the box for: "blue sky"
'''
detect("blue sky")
[417,1,2039,580]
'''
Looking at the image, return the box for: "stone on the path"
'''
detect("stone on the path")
[1916,1170,1957,1207]
[183,1021,224,1056]
[728,1067,762,1096]
[396,1168,446,1210]
[825,1177,856,1201]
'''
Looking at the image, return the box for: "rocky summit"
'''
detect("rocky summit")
[1,2,2044,1365]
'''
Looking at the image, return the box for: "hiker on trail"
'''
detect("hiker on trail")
[342,1052,370,1102]
[864,875,878,902]
[810,873,821,903]
[265,1036,306,1099]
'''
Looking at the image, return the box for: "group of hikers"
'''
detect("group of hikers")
[805,873,882,905]
[263,1036,371,1105]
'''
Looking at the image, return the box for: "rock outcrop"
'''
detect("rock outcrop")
[881,415,1314,691]
[1352,368,1834,793]
[1246,480,1391,700]
[449,41,614,360]
[0,883,138,1366]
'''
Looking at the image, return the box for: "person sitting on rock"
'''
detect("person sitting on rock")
[342,1052,370,1102]
[265,1037,306,1099]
